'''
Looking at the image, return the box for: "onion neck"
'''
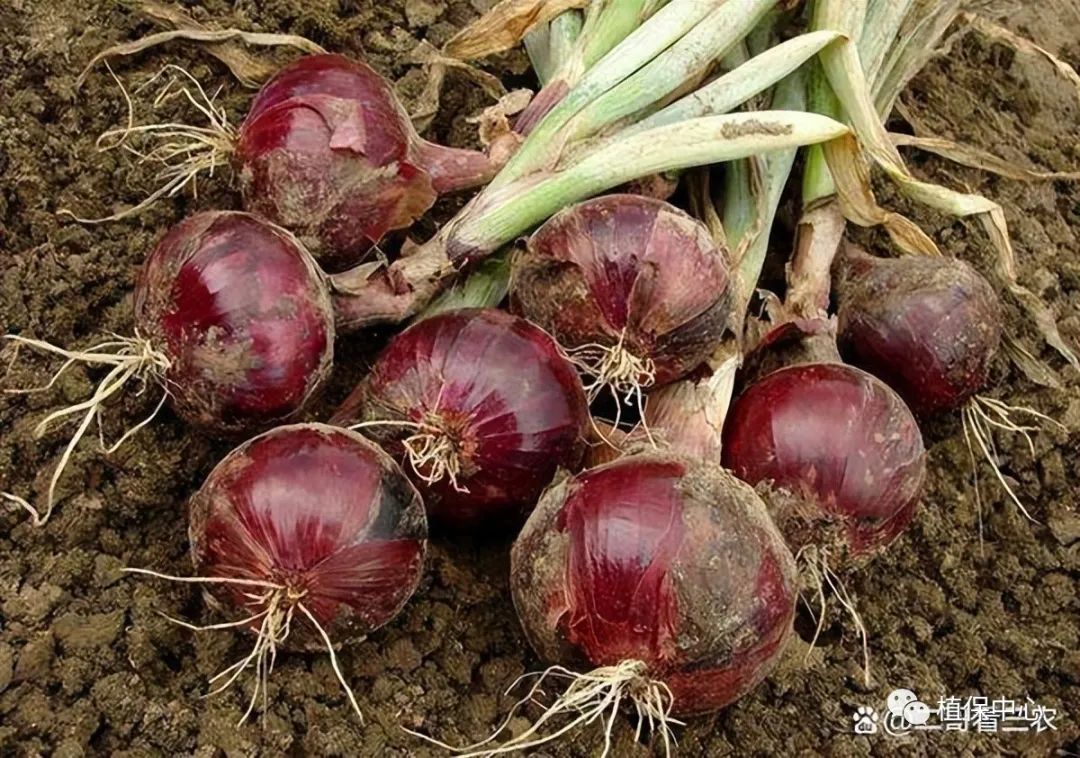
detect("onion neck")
[645,348,740,460]
[786,199,845,320]
[743,196,846,383]
[741,318,843,387]
[410,139,499,194]
[329,239,454,333]
[514,80,570,136]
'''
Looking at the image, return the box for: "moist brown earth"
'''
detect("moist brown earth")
[1,1,1078,756]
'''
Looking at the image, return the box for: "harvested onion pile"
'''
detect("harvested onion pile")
[3,0,1075,753]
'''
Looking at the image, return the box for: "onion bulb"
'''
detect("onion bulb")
[487,453,796,752]
[723,362,926,559]
[333,308,589,528]
[510,195,732,411]
[835,245,1002,417]
[132,423,427,722]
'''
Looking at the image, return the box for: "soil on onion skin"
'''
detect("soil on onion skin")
[0,1,1077,756]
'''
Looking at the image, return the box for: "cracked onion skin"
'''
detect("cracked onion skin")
[723,363,926,558]
[510,194,732,386]
[835,247,1002,417]
[236,54,495,272]
[512,454,797,715]
[189,423,427,650]
[333,308,589,528]
[135,211,333,434]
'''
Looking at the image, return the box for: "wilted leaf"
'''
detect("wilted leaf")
[77,0,325,89]
[822,134,940,257]
[891,133,1080,183]
[443,0,588,60]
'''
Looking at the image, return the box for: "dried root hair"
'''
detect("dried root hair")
[564,329,658,449]
[350,417,469,493]
[123,568,362,726]
[406,659,682,757]
[797,544,872,687]
[2,332,170,526]
[62,64,236,224]
[961,394,1067,530]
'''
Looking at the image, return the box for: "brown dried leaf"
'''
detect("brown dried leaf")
[407,40,509,132]
[467,88,533,147]
[1001,334,1063,390]
[327,262,385,296]
[443,0,588,60]
[891,132,1080,182]
[77,0,325,89]
[822,134,941,257]
[981,208,1080,372]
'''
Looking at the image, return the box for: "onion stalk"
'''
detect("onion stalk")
[517,1,664,133]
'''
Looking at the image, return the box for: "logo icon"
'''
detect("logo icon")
[885,688,932,730]
[853,705,879,734]
[886,689,918,718]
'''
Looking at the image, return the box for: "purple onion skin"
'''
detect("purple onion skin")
[836,249,1002,417]
[135,211,333,434]
[333,308,589,528]
[236,54,494,272]
[513,80,569,136]
[723,363,926,558]
[512,454,797,716]
[189,423,427,650]
[510,194,732,386]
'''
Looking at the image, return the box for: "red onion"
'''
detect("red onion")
[134,423,427,722]
[835,246,1002,417]
[723,362,926,558]
[5,211,333,525]
[332,308,588,527]
[235,53,498,272]
[723,234,927,683]
[76,53,497,270]
[137,211,333,430]
[833,247,1058,523]
[499,453,795,749]
[510,194,731,408]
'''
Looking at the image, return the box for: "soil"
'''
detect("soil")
[1,1,1078,756]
